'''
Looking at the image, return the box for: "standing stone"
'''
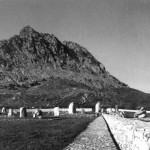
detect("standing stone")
[112,108,115,112]
[68,102,76,114]
[95,102,100,114]
[8,108,13,117]
[54,107,59,116]
[107,108,112,114]
[20,107,27,118]
[33,113,36,118]
[20,107,24,118]
[115,105,119,113]
[34,109,43,119]
[1,107,6,114]
[81,108,85,114]
[33,109,36,118]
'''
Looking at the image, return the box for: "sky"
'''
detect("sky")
[0,0,150,93]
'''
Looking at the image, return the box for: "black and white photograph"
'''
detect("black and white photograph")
[0,0,150,150]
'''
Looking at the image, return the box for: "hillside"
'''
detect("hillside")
[0,26,149,109]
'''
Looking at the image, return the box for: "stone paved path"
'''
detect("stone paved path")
[64,116,118,150]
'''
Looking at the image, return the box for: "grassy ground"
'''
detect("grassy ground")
[0,114,95,150]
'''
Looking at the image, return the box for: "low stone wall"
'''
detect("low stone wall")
[9,108,92,113]
[103,114,150,150]
[119,109,150,113]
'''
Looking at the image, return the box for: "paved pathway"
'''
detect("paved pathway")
[64,116,119,150]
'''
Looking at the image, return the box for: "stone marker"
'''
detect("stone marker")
[106,108,112,114]
[20,107,27,118]
[8,108,13,117]
[54,107,59,116]
[32,109,36,118]
[115,105,119,113]
[68,102,76,114]
[1,107,6,114]
[34,109,43,119]
[95,102,100,114]
[112,108,115,112]
[81,108,85,114]
[33,113,36,118]
[20,107,24,118]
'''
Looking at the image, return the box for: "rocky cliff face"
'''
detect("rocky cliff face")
[0,26,126,89]
[0,26,132,108]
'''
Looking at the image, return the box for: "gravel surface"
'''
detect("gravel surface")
[64,116,119,150]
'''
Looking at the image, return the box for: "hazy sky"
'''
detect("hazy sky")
[0,0,150,93]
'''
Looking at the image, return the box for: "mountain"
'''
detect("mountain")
[0,26,149,109]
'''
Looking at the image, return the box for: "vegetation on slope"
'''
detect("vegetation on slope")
[0,26,149,110]
[0,25,126,89]
[0,76,149,109]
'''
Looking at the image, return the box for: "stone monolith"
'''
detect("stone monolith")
[54,107,59,116]
[20,107,27,118]
[95,102,100,113]
[1,107,6,114]
[8,108,13,117]
[68,102,76,114]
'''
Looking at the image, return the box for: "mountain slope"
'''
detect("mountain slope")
[0,26,126,88]
[0,26,149,109]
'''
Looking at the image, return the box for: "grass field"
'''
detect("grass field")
[0,115,95,150]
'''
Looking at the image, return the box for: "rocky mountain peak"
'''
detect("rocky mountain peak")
[20,25,35,32]
[19,25,37,39]
[0,26,127,89]
[0,26,136,109]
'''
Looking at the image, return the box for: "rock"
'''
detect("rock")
[68,102,76,114]
[33,113,36,118]
[95,102,100,114]
[54,107,59,116]
[1,107,6,114]
[81,108,85,114]
[0,26,126,89]
[20,107,27,118]
[107,108,112,114]
[8,108,13,117]
[34,109,43,119]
